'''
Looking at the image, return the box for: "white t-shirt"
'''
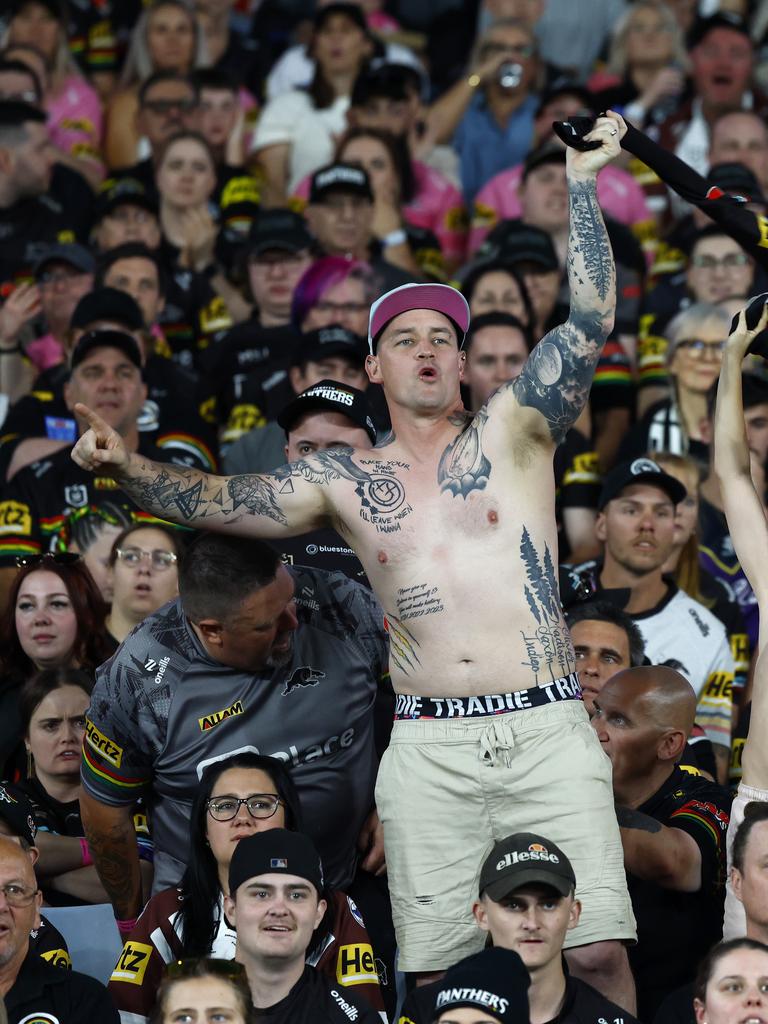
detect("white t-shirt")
[634,587,735,749]
[250,89,349,192]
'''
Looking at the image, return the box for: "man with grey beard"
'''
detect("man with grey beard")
[79,532,388,937]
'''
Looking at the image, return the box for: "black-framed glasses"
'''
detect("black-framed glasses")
[690,252,749,270]
[115,547,178,570]
[674,339,726,358]
[15,552,81,570]
[206,794,283,822]
[0,882,39,907]
[165,957,246,980]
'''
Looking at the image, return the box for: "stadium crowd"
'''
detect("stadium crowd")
[5,0,768,1021]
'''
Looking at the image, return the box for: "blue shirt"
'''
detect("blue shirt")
[454,92,537,203]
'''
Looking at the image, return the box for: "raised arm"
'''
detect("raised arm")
[70,404,357,538]
[510,113,624,444]
[713,308,768,613]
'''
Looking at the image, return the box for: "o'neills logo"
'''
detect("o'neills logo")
[497,847,559,870]
[199,699,245,732]
[435,989,508,1014]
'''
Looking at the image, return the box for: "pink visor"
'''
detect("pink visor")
[367,283,471,353]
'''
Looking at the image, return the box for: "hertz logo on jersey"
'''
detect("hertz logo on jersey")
[336,943,378,987]
[198,699,245,732]
[110,941,153,985]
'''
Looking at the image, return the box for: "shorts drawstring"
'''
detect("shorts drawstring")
[479,719,515,767]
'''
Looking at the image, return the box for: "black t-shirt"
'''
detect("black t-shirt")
[200,317,299,437]
[553,428,600,561]
[652,982,695,1024]
[254,964,380,1024]
[628,765,731,1018]
[0,355,218,477]
[6,950,119,1024]
[0,440,182,568]
[399,965,639,1024]
[0,194,83,289]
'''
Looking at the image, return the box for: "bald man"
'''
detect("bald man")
[0,836,118,1023]
[592,666,732,1016]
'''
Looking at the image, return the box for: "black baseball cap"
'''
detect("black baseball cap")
[432,948,530,1024]
[34,243,95,278]
[229,829,325,897]
[479,833,576,901]
[277,379,377,444]
[536,79,595,118]
[310,163,374,204]
[10,0,67,18]
[478,221,559,273]
[687,12,751,49]
[70,329,143,371]
[70,287,145,332]
[314,2,368,34]
[291,325,368,368]
[248,209,314,256]
[522,143,566,181]
[93,178,159,223]
[708,162,766,204]
[0,784,37,847]
[598,457,687,511]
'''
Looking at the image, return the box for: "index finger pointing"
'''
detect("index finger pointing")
[74,402,111,434]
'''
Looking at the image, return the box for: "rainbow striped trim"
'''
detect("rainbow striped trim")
[82,745,148,795]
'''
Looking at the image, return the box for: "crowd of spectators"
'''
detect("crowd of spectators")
[5,0,768,1021]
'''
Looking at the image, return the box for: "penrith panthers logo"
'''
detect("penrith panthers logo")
[281,666,326,696]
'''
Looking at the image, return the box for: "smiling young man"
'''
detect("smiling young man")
[225,829,381,1024]
[71,112,636,1002]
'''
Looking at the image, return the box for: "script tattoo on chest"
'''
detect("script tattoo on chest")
[437,409,492,499]
[272,449,413,535]
[396,582,444,621]
[518,527,573,683]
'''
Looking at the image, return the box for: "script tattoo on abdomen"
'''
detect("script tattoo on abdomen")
[518,527,574,684]
[396,582,444,621]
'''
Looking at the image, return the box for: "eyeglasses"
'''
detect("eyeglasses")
[0,89,39,104]
[674,339,726,358]
[165,958,246,980]
[15,552,81,569]
[206,794,284,822]
[313,300,369,315]
[0,882,39,908]
[142,98,197,115]
[690,252,749,270]
[115,547,178,570]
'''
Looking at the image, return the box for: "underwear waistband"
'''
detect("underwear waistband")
[394,673,582,720]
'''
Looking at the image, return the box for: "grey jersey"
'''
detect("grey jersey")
[82,568,388,890]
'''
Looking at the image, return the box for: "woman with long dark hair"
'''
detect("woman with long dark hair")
[11,667,152,906]
[108,752,384,1024]
[0,554,111,777]
[251,5,374,203]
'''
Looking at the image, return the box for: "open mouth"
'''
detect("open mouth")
[419,366,437,382]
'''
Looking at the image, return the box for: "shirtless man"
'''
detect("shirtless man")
[71,113,635,1002]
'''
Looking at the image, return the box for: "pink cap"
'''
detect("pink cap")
[367,283,471,353]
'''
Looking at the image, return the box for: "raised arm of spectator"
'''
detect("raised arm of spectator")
[424,47,513,146]
[616,806,703,892]
[714,305,768,791]
[70,403,340,538]
[505,113,624,444]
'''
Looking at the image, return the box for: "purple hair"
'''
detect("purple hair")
[291,256,375,329]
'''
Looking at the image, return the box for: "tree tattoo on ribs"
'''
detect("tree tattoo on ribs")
[519,527,573,683]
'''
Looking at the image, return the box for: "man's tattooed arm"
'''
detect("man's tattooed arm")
[80,794,143,918]
[510,177,616,443]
